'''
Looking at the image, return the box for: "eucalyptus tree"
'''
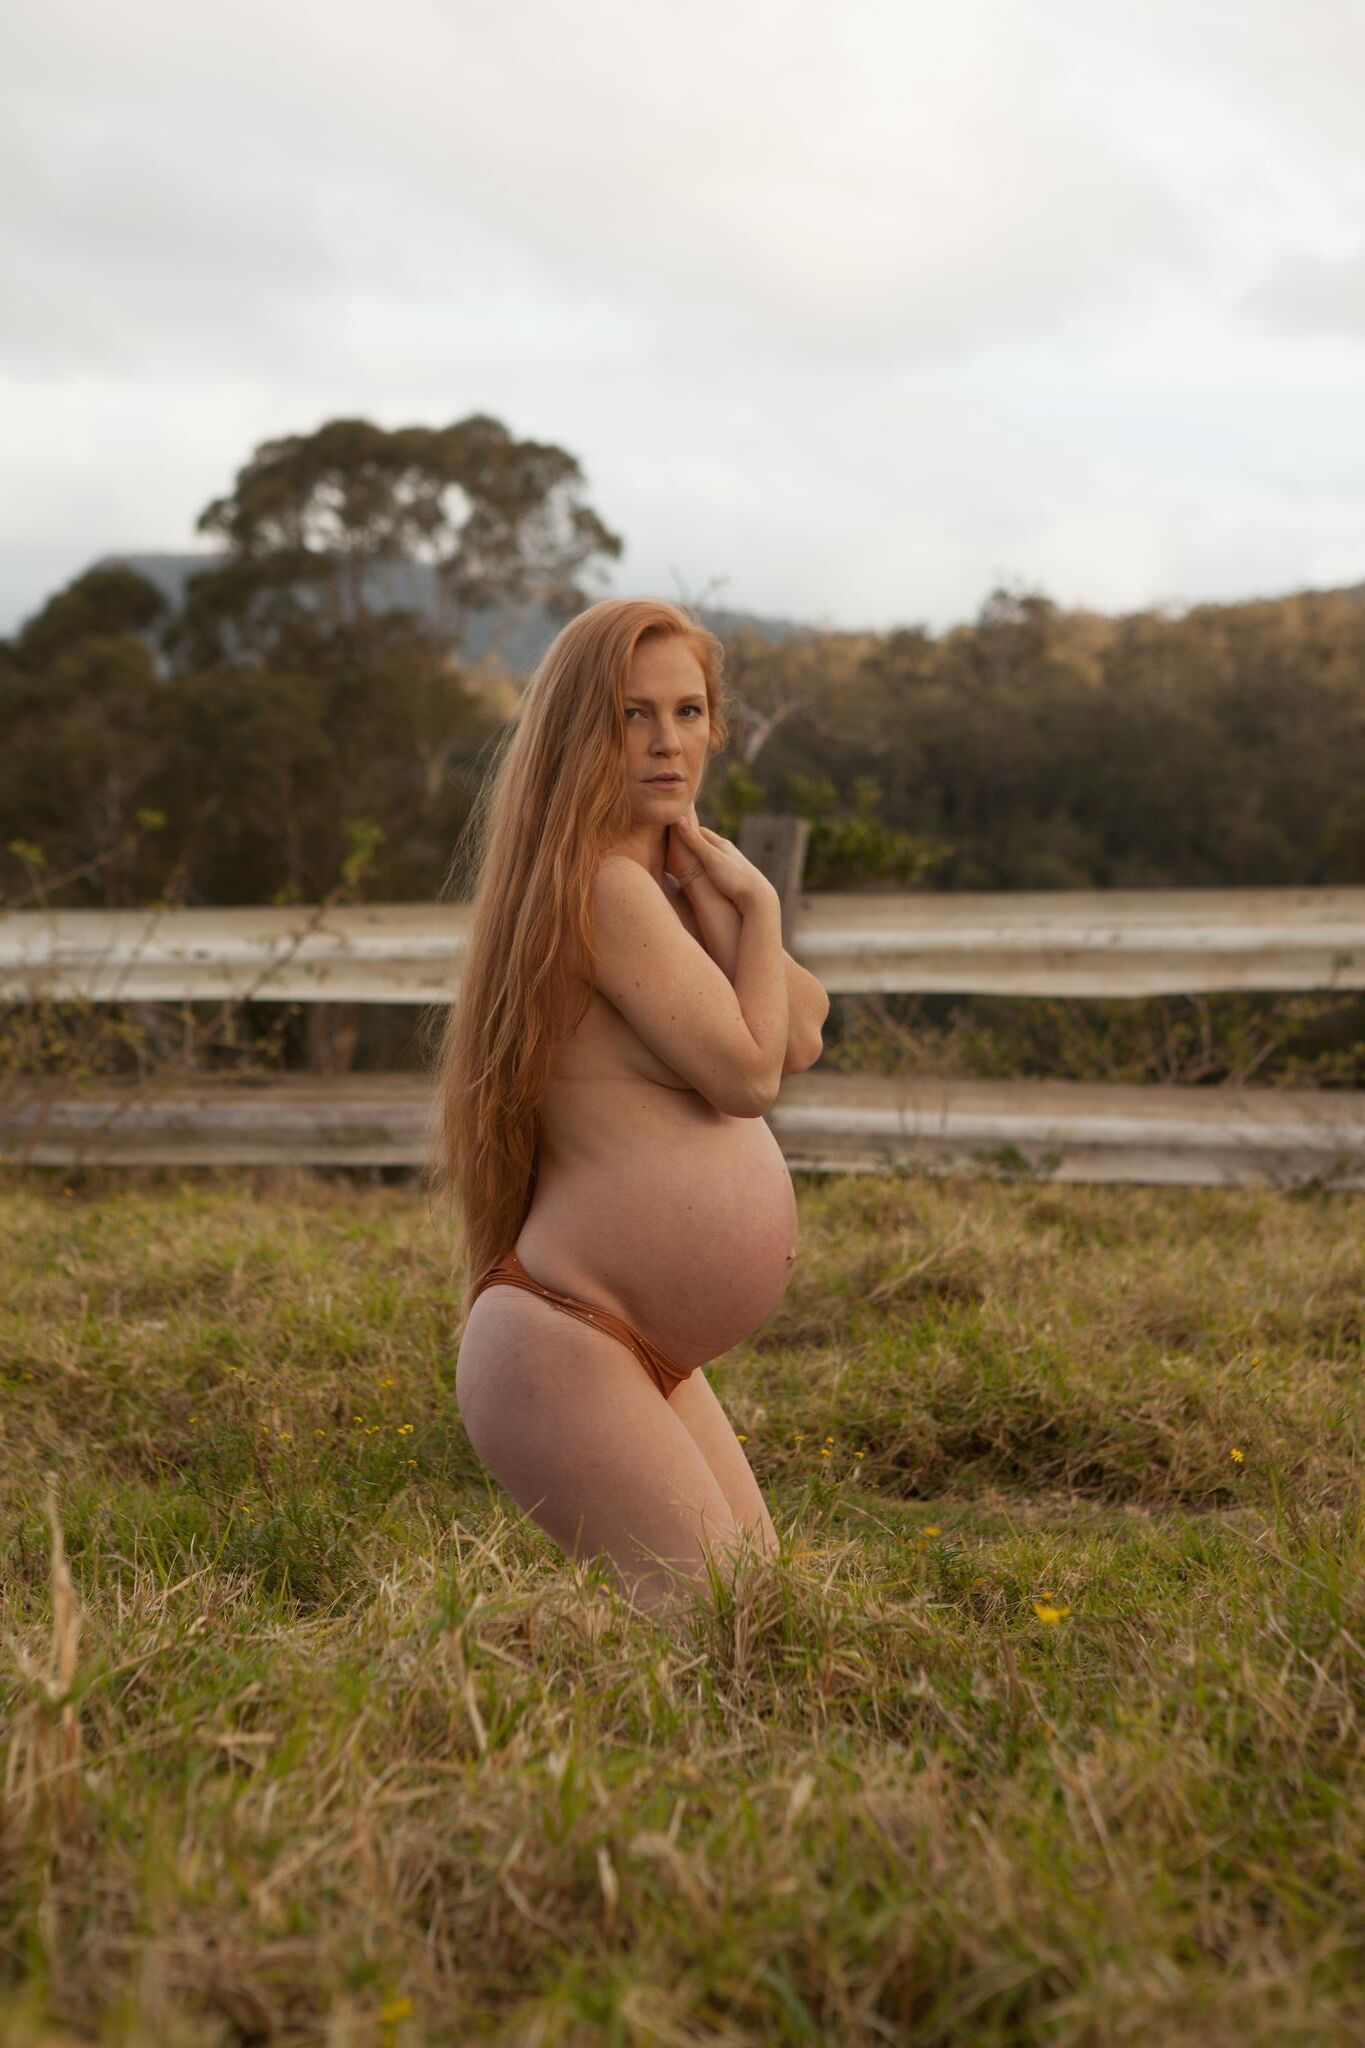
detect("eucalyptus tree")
[168,413,623,671]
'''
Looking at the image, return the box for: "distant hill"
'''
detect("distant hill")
[90,551,818,671]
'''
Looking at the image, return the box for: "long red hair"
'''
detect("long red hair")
[423,598,731,1336]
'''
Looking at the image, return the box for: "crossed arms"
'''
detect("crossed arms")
[675,868,829,1076]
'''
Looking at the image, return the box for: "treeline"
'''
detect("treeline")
[1,571,516,909]
[3,412,1364,1095]
[4,420,1365,908]
[719,584,1365,893]
[1,415,625,909]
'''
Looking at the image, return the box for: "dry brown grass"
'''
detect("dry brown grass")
[1,1164,1361,2044]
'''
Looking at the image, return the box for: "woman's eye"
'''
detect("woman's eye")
[626,707,702,719]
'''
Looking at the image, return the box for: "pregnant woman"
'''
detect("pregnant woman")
[427,597,829,1617]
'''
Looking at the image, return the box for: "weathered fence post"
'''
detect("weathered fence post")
[305,1002,361,1075]
[737,814,811,949]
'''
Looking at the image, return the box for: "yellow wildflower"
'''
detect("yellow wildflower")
[1033,1601,1071,1624]
[1230,1446,1245,1463]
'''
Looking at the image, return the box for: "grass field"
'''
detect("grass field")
[1,1164,1362,2045]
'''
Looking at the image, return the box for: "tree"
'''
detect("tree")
[168,414,624,669]
[0,631,173,904]
[720,624,883,767]
[13,564,170,673]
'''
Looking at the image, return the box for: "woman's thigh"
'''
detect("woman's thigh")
[667,1367,779,1557]
[455,1288,751,1614]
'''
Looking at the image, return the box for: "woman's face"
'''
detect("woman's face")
[622,635,711,818]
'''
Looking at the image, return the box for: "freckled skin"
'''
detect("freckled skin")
[521,947,799,1365]
[514,630,797,1357]
[454,634,795,1613]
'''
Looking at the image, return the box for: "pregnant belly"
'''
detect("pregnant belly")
[520,1108,799,1369]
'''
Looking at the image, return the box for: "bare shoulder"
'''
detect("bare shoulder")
[593,856,701,939]
[591,854,676,915]
[592,852,650,897]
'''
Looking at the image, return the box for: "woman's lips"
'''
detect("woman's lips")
[646,776,684,785]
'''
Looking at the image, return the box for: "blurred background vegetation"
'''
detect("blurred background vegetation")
[5,411,1365,1090]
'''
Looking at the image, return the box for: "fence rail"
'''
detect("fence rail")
[4,851,1364,1185]
[4,884,1365,1002]
[5,1073,1363,1190]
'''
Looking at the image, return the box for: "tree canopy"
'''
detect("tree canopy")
[169,413,624,669]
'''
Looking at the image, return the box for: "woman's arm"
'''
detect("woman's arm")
[668,834,828,1069]
[731,887,790,1107]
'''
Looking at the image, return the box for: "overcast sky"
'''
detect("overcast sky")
[3,0,1364,642]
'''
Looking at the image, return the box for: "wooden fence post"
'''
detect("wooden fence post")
[305,1001,361,1075]
[738,814,811,949]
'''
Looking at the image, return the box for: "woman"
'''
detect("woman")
[427,598,829,1616]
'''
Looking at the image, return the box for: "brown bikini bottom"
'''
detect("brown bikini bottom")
[465,1246,694,1402]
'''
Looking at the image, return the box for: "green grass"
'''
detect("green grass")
[1,1164,1362,2045]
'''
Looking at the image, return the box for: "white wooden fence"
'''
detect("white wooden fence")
[3,882,1365,1187]
[4,884,1365,1001]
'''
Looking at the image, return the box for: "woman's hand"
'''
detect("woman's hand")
[663,801,707,892]
[667,807,777,912]
[664,802,741,977]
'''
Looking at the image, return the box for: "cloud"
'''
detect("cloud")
[2,0,1363,638]
[1063,0,1365,339]
[0,117,340,378]
[0,0,1206,381]
[1084,0,1365,176]
[1246,244,1365,340]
